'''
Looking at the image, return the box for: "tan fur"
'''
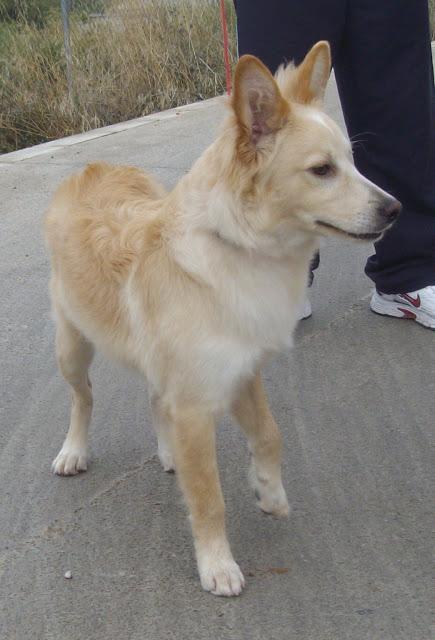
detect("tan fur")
[276,41,332,104]
[44,42,399,596]
[232,55,290,163]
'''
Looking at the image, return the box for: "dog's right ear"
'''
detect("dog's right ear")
[232,55,289,160]
[293,41,331,104]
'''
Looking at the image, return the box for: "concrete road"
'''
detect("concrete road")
[0,75,433,640]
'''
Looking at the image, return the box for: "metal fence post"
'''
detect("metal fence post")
[60,0,74,106]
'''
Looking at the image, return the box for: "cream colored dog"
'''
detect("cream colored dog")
[45,42,400,597]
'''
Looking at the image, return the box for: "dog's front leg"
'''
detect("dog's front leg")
[233,373,289,517]
[171,406,245,596]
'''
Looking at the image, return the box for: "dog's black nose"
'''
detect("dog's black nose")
[381,197,402,221]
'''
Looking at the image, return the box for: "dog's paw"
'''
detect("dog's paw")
[52,446,88,476]
[157,447,175,473]
[254,485,290,517]
[198,556,245,597]
[250,467,290,517]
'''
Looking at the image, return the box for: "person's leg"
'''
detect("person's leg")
[333,0,435,293]
[235,1,345,290]
[236,0,346,70]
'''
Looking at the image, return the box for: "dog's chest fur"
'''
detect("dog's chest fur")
[127,230,312,410]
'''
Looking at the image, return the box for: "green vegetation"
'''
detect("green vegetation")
[0,0,58,26]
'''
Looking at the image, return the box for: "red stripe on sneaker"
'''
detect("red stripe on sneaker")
[398,307,417,319]
[400,293,421,308]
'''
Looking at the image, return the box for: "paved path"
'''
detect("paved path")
[0,71,433,640]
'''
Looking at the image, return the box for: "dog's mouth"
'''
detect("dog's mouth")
[315,220,384,241]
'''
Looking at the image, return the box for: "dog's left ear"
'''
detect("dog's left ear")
[232,55,289,154]
[293,41,331,104]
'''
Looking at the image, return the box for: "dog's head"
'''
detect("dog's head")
[225,42,400,248]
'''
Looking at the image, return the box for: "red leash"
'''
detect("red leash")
[219,0,232,95]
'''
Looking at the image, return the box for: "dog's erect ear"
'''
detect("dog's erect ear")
[232,55,289,153]
[293,41,331,104]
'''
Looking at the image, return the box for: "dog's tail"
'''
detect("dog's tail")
[71,162,115,201]
[80,161,113,185]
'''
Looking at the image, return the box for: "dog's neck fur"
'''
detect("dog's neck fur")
[160,131,316,347]
[168,129,316,266]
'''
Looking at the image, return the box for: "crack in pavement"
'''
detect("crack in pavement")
[0,454,157,566]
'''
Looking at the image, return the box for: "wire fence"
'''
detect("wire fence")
[0,0,237,152]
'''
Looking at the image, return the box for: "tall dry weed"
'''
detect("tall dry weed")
[0,0,236,152]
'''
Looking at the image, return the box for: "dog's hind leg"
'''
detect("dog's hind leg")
[52,308,94,476]
[150,392,175,472]
[232,373,289,517]
[171,406,245,596]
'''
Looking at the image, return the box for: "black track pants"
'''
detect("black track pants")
[236,0,435,293]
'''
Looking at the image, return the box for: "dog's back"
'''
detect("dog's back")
[44,162,167,359]
[45,161,166,242]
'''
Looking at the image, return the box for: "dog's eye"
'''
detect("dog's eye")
[310,164,334,177]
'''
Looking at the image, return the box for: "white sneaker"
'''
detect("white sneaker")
[370,286,435,329]
[298,296,312,321]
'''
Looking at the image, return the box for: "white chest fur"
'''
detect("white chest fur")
[151,230,312,410]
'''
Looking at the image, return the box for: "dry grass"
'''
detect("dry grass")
[0,0,237,152]
[1,1,434,153]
